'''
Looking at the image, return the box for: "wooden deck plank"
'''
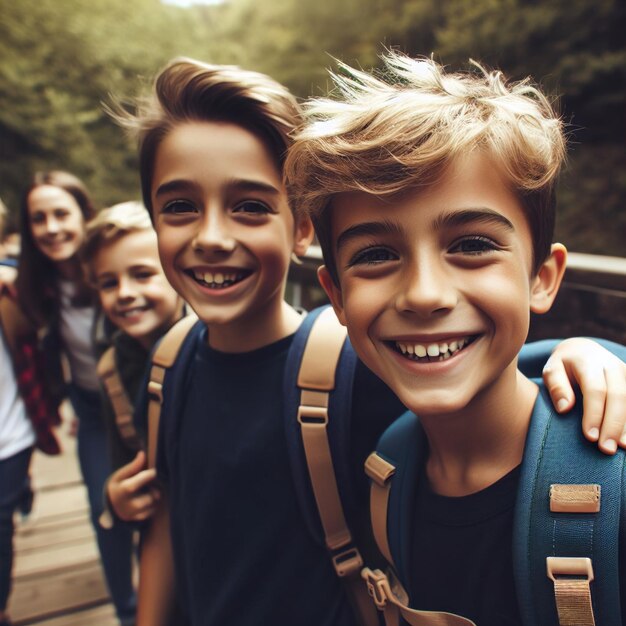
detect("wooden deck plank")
[8,408,120,626]
[10,561,110,623]
[24,604,117,626]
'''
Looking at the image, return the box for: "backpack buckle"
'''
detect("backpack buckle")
[147,380,164,404]
[546,557,594,583]
[361,567,391,610]
[331,545,363,577]
[297,404,329,425]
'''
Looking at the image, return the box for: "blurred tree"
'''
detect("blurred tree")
[0,0,623,255]
[0,0,222,210]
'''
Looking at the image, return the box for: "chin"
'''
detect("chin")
[397,390,472,418]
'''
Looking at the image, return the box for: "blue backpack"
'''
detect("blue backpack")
[363,383,626,625]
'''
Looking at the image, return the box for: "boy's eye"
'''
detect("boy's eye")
[347,246,397,267]
[232,200,272,215]
[161,200,197,215]
[449,236,499,255]
[134,269,156,281]
[97,278,118,291]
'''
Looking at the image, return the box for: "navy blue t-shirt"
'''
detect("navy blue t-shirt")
[156,326,403,626]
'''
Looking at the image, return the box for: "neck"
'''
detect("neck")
[420,366,538,497]
[207,298,302,353]
[55,257,81,281]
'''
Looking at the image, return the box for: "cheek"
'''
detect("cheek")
[30,222,44,240]
[98,292,116,316]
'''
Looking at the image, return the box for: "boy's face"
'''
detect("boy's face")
[92,229,181,348]
[320,153,565,417]
[150,121,311,345]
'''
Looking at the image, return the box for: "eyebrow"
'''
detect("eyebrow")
[154,178,281,199]
[433,208,515,232]
[335,220,404,253]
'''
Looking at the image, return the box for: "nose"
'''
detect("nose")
[116,276,136,301]
[45,216,61,234]
[192,208,236,256]
[394,255,458,317]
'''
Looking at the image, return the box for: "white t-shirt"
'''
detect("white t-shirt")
[0,326,35,460]
[58,279,100,391]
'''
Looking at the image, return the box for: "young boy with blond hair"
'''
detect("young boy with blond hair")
[286,52,626,625]
[82,201,184,522]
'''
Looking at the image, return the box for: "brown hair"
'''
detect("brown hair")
[111,57,302,216]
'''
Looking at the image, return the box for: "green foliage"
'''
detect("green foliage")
[0,0,623,256]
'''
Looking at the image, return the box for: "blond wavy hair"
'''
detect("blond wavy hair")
[111,58,302,216]
[285,52,566,282]
[82,201,152,281]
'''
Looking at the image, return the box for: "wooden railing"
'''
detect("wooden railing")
[288,247,626,344]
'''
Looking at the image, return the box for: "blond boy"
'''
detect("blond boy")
[286,53,626,625]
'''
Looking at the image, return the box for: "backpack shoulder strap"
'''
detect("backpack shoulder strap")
[147,313,198,469]
[363,412,476,626]
[365,411,424,581]
[284,305,379,625]
[514,386,625,626]
[97,346,142,452]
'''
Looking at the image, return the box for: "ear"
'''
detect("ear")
[318,265,347,326]
[529,243,567,314]
[292,215,315,257]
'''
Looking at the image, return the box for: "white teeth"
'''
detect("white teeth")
[193,270,243,287]
[427,344,440,357]
[394,336,473,361]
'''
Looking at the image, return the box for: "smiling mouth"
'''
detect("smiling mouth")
[390,335,478,362]
[116,306,149,318]
[188,269,252,289]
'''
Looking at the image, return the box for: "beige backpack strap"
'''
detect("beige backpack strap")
[147,314,198,470]
[364,453,396,568]
[297,307,378,626]
[362,567,477,626]
[363,452,476,626]
[97,347,142,452]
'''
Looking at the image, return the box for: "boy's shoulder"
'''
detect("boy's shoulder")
[369,388,625,626]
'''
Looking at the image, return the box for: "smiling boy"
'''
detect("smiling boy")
[286,53,625,625]
[82,202,183,516]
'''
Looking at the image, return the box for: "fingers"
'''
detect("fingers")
[112,451,147,480]
[109,478,161,522]
[107,452,161,522]
[123,491,160,522]
[542,357,575,413]
[598,366,626,453]
[123,468,159,494]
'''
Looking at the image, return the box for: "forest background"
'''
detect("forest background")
[0,0,624,256]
